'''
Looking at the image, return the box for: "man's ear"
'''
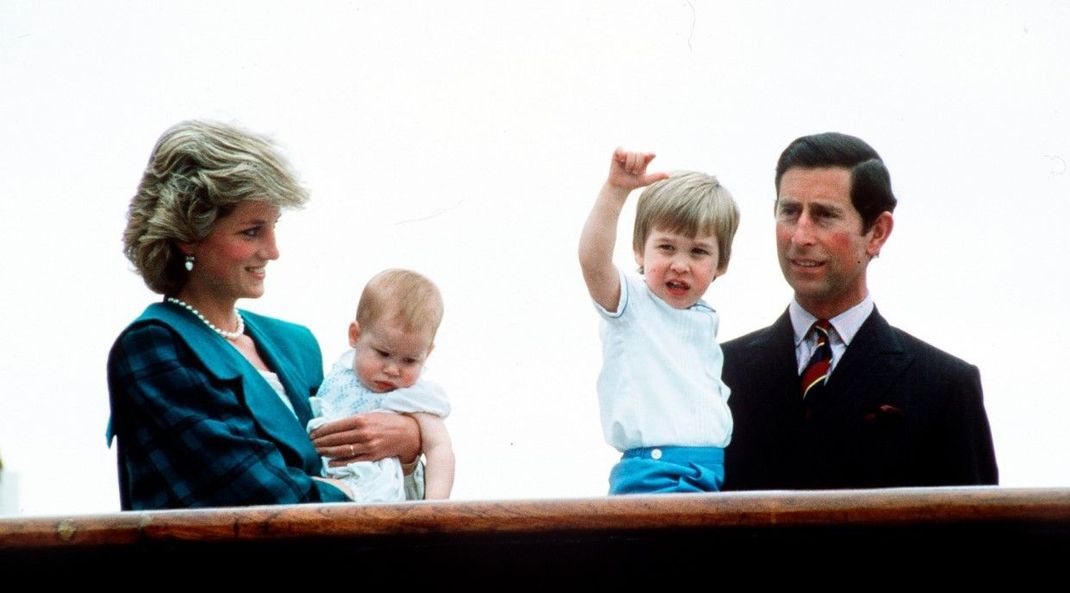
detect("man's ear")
[348,321,361,348]
[866,211,894,258]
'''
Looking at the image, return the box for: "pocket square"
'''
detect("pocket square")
[865,404,904,422]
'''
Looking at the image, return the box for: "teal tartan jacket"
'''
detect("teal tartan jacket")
[107,301,348,509]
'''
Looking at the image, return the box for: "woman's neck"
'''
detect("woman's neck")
[171,288,241,333]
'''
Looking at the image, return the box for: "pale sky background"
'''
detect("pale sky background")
[1,1,1067,516]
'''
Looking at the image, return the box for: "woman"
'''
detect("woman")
[107,120,420,509]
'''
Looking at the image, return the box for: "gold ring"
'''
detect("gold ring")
[348,445,355,457]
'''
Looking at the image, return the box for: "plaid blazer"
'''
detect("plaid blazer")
[107,302,348,509]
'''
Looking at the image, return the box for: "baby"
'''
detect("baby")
[307,269,454,501]
[579,148,740,494]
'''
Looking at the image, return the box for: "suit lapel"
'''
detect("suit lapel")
[815,307,914,415]
[745,310,801,413]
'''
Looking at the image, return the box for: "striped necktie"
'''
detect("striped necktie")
[801,320,833,399]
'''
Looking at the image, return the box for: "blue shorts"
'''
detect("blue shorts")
[609,446,725,495]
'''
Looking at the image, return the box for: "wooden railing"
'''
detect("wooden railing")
[2,488,1068,579]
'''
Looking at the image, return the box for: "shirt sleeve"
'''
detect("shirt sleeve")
[108,323,348,508]
[306,397,330,433]
[380,380,451,417]
[593,268,632,320]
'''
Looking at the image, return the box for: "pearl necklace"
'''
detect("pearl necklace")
[165,297,245,341]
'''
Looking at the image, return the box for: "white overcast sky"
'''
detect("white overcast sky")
[1,1,1067,516]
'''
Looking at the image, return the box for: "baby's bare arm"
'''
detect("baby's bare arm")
[411,412,454,500]
[579,148,669,311]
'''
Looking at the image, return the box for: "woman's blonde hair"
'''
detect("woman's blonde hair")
[123,120,309,294]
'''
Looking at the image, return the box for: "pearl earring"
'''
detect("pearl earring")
[184,255,195,272]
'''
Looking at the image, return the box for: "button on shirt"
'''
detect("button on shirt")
[790,295,875,376]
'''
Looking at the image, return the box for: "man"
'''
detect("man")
[722,132,998,490]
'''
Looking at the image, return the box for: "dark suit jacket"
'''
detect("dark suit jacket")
[722,307,998,490]
[107,302,349,509]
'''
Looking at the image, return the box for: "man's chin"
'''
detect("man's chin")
[789,284,832,307]
[786,277,825,295]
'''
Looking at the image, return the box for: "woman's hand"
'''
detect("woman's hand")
[310,412,422,467]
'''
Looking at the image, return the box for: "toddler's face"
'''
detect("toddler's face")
[349,319,434,393]
[634,227,723,309]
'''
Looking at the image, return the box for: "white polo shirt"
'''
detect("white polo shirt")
[595,270,732,451]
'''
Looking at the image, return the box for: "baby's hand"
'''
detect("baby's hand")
[606,147,669,191]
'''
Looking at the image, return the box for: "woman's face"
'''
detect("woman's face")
[183,201,281,304]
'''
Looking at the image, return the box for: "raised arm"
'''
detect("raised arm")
[411,413,455,499]
[579,148,669,311]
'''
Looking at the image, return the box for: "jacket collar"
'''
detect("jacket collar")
[136,301,318,462]
[736,307,913,415]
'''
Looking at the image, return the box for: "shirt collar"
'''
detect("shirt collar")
[689,298,714,313]
[789,294,874,347]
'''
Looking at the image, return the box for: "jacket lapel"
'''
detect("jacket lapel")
[242,312,315,426]
[142,303,318,464]
[814,307,914,416]
[747,310,802,412]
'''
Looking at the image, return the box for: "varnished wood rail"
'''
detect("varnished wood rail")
[2,488,1068,580]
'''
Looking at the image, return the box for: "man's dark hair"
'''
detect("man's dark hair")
[775,132,897,232]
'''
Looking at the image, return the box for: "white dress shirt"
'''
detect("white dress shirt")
[789,294,875,376]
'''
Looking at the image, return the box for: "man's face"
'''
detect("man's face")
[775,167,891,319]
